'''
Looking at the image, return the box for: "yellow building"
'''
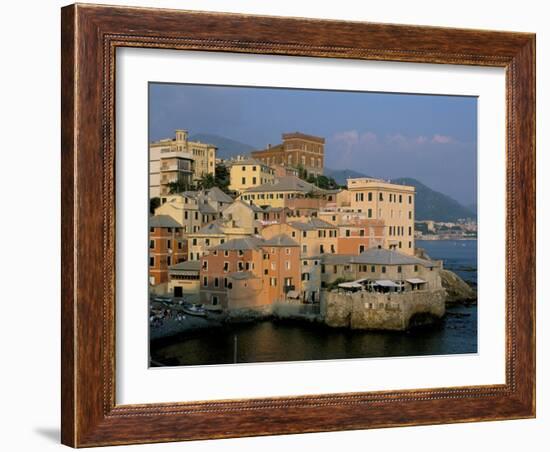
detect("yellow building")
[238,175,326,209]
[228,158,276,193]
[149,129,217,197]
[344,178,415,255]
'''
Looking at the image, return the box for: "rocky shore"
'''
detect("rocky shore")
[440,269,477,303]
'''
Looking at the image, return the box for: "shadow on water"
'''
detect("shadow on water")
[150,304,477,367]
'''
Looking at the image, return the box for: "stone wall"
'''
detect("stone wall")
[324,288,446,330]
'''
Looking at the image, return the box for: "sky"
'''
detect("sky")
[149,83,477,206]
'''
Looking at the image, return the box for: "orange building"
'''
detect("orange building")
[149,215,187,286]
[251,132,325,177]
[336,219,385,255]
[199,235,301,309]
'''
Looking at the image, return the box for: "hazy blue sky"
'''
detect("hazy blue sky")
[149,83,477,206]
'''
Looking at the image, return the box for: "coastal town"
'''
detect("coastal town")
[149,129,475,337]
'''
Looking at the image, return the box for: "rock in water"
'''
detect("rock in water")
[439,269,476,303]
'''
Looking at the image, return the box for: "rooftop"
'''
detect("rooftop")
[149,215,182,228]
[212,237,263,251]
[242,175,325,194]
[351,248,436,267]
[288,218,335,231]
[262,234,299,247]
[169,261,201,272]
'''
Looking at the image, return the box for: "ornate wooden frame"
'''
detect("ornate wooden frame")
[61,3,536,447]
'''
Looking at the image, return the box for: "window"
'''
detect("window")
[320,244,324,253]
[212,296,219,306]
[414,265,418,272]
[302,245,307,253]
[399,194,403,203]
[167,256,171,266]
[286,248,291,255]
[368,192,373,201]
[203,276,208,287]
[270,277,277,287]
[330,244,335,253]
[285,261,291,270]
[252,177,257,184]
[382,266,386,273]
[409,211,412,219]
[399,241,402,248]
[409,226,412,235]
[301,273,310,281]
[359,229,365,237]
[194,212,198,220]
[202,261,208,270]
[214,277,219,288]
[345,229,350,237]
[379,193,384,201]
[368,208,372,218]
[238,262,244,271]
[409,195,412,204]
[223,262,229,272]
[409,241,412,248]
[149,256,154,267]
[238,250,244,256]
[397,265,402,273]
[224,250,229,257]
[149,240,154,249]
[252,166,257,171]
[371,265,375,272]
[302,230,307,238]
[242,177,246,185]
[359,245,365,253]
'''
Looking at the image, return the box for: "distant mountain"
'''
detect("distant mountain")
[466,203,478,218]
[189,133,256,160]
[391,177,475,222]
[324,168,370,185]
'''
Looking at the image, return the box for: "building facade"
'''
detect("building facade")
[199,236,301,309]
[149,129,217,197]
[344,178,416,255]
[149,215,186,286]
[251,132,325,177]
[228,158,276,193]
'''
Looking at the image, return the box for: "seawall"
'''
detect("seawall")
[323,289,447,331]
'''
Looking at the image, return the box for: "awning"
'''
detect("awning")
[406,278,427,284]
[338,282,363,289]
[375,280,401,288]
[287,290,300,299]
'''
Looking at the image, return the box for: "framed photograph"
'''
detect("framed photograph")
[61,3,535,447]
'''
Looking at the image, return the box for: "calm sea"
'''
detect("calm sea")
[151,239,478,366]
[417,239,478,286]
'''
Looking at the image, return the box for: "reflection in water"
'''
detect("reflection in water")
[151,305,477,367]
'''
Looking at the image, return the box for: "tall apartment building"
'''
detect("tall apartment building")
[149,129,217,197]
[251,132,325,177]
[344,178,416,255]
